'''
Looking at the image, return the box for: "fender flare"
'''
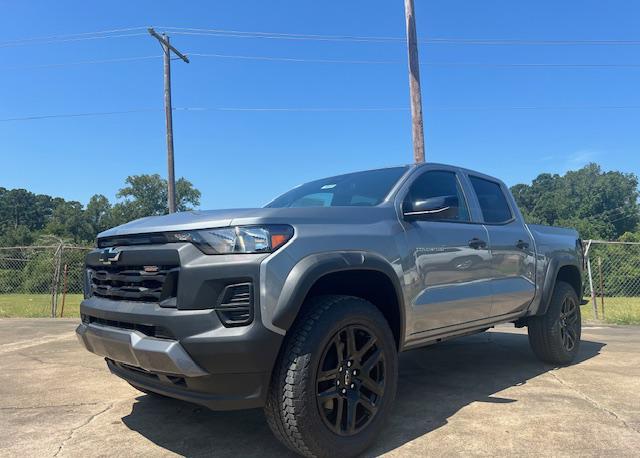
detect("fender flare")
[537,255,582,316]
[271,251,406,343]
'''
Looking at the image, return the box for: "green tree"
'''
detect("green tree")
[114,174,201,221]
[85,194,113,235]
[619,231,640,243]
[45,201,94,243]
[0,188,60,232]
[0,225,35,246]
[0,174,201,246]
[511,163,639,239]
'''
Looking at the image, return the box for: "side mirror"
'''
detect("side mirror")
[403,195,459,221]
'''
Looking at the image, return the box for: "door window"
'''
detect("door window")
[404,171,470,222]
[469,176,513,224]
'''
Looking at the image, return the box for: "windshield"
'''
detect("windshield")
[266,166,408,208]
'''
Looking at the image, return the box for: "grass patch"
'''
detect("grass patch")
[1,293,638,325]
[581,296,640,325]
[0,293,83,318]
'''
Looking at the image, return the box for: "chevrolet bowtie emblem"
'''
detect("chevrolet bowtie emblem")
[99,247,121,265]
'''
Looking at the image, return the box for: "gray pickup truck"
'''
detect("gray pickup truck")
[77,163,583,457]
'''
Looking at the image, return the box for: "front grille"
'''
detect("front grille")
[98,233,169,248]
[88,264,179,303]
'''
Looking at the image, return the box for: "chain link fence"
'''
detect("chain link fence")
[1,240,639,321]
[0,244,92,318]
[584,240,640,323]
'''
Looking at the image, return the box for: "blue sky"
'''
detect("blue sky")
[1,0,639,209]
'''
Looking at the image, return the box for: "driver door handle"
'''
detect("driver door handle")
[468,238,487,250]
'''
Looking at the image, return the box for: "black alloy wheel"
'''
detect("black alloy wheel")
[265,295,398,458]
[528,281,582,365]
[315,324,385,436]
[559,295,579,351]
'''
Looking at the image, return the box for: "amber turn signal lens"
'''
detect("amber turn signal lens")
[271,234,288,249]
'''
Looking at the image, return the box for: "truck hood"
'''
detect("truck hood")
[98,206,394,238]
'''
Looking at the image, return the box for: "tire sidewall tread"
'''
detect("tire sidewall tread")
[528,281,581,365]
[265,295,398,458]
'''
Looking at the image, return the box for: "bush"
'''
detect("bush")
[21,253,55,293]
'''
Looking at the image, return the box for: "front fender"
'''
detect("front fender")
[269,251,405,336]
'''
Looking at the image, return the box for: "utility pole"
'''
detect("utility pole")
[404,0,425,163]
[148,28,189,213]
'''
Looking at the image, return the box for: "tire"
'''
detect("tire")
[528,281,581,365]
[264,295,398,457]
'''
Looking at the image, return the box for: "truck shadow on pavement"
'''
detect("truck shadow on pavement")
[120,330,604,457]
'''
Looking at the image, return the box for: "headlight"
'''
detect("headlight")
[166,225,294,254]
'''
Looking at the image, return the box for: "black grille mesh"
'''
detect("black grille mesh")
[88,265,178,303]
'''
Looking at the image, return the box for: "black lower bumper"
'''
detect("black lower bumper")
[79,296,283,410]
[107,359,271,410]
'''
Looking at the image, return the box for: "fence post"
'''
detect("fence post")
[60,263,69,318]
[598,256,605,320]
[585,240,598,320]
[50,244,64,318]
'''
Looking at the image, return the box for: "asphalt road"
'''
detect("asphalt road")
[1,319,639,457]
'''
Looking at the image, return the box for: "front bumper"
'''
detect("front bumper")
[78,243,284,410]
[76,323,207,377]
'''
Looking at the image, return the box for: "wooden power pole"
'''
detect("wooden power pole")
[148,28,189,213]
[404,0,425,163]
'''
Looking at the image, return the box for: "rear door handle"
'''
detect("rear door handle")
[516,239,530,250]
[468,238,487,250]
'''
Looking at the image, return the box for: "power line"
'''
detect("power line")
[6,52,640,71]
[188,52,640,68]
[583,206,631,222]
[0,107,406,122]
[206,107,408,112]
[159,26,640,46]
[185,105,640,112]
[562,205,638,225]
[0,26,147,45]
[160,27,405,43]
[608,212,639,224]
[5,104,640,123]
[420,105,640,111]
[597,206,639,225]
[426,62,640,68]
[426,38,640,46]
[188,52,398,65]
[1,55,161,71]
[2,25,639,48]
[0,31,147,48]
[0,108,163,122]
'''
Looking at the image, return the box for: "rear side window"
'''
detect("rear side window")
[469,176,513,224]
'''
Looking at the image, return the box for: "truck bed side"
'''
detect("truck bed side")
[525,223,583,316]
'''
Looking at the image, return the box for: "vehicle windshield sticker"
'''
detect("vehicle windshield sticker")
[321,184,336,189]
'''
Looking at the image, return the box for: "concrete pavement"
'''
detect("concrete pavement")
[1,319,639,457]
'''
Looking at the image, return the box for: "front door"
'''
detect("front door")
[401,170,494,334]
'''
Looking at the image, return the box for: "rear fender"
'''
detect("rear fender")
[533,255,582,316]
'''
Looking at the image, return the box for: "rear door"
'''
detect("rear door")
[399,168,493,334]
[467,175,536,317]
